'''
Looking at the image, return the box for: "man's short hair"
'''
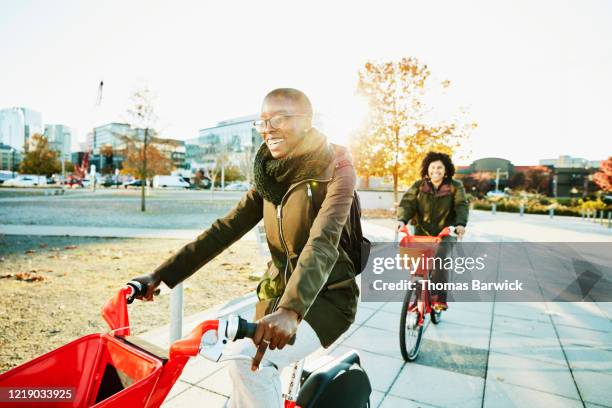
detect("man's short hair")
[264,88,313,116]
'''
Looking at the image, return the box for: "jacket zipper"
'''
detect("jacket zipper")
[277,178,331,287]
[306,183,313,224]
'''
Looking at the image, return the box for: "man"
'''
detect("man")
[131,88,359,407]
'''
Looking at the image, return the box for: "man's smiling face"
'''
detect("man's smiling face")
[259,96,311,159]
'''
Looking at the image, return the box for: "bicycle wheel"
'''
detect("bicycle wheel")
[431,309,443,325]
[399,287,424,361]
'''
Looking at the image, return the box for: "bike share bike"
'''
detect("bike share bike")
[398,225,455,362]
[0,281,371,408]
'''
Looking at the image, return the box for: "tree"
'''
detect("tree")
[100,145,114,174]
[237,148,256,184]
[459,172,492,198]
[19,134,61,176]
[122,86,159,212]
[120,142,172,178]
[221,164,243,184]
[593,157,612,192]
[524,166,551,194]
[508,171,527,190]
[355,57,476,211]
[63,160,75,173]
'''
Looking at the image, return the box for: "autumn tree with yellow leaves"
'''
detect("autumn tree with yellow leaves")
[353,57,476,212]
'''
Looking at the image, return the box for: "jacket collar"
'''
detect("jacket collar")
[421,179,452,197]
[286,143,349,190]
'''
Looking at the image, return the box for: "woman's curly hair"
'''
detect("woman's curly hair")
[420,151,455,179]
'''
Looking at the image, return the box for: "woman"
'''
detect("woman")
[130,88,359,407]
[397,151,469,310]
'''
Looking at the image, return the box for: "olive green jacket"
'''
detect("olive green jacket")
[153,144,358,347]
[397,179,469,236]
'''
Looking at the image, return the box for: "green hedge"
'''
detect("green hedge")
[471,194,609,218]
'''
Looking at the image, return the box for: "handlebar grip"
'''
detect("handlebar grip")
[235,317,258,340]
[126,280,160,304]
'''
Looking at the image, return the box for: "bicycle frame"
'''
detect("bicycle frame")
[399,226,450,325]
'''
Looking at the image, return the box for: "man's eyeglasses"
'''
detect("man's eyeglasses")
[253,114,310,133]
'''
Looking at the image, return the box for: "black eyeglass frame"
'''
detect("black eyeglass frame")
[253,114,311,132]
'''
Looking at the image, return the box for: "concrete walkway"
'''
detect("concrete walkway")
[132,213,612,408]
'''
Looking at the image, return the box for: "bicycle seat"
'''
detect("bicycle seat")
[296,350,371,408]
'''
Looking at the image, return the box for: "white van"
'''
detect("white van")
[153,175,190,189]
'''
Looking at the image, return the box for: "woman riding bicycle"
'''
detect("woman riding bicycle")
[397,151,469,312]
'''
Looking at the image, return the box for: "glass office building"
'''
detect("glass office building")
[44,124,72,162]
[0,107,43,151]
[185,114,261,171]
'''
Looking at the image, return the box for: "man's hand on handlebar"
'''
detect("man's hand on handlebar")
[251,307,299,371]
[130,273,162,301]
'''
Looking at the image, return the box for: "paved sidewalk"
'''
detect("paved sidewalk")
[135,213,612,408]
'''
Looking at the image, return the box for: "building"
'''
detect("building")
[0,107,43,151]
[150,136,186,170]
[0,143,21,172]
[540,155,601,169]
[44,124,72,162]
[457,156,603,197]
[539,155,602,197]
[76,123,186,174]
[87,123,132,154]
[186,114,261,179]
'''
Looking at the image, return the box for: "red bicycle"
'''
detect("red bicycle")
[0,282,371,407]
[398,226,452,362]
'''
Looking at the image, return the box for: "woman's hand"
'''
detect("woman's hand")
[131,273,162,301]
[455,225,466,240]
[251,307,300,370]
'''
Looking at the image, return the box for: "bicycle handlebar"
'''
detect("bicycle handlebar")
[234,316,258,340]
[126,280,161,304]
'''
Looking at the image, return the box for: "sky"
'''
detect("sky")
[1,0,611,165]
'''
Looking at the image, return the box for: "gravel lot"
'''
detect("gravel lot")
[0,234,266,374]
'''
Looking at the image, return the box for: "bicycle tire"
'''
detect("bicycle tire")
[431,309,442,325]
[399,287,424,362]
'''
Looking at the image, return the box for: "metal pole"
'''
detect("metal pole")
[520,203,525,217]
[141,128,148,212]
[11,149,16,178]
[170,283,184,343]
[549,208,554,219]
[608,211,611,229]
[581,208,584,220]
[600,210,604,225]
[495,168,500,192]
[492,203,496,215]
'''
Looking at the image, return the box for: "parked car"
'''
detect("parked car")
[3,175,48,187]
[102,176,121,188]
[224,181,251,191]
[123,179,143,188]
[152,175,190,189]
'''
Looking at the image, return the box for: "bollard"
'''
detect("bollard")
[520,204,525,217]
[492,203,496,215]
[581,208,585,220]
[549,208,554,219]
[600,210,604,225]
[170,283,184,343]
[608,211,611,229]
